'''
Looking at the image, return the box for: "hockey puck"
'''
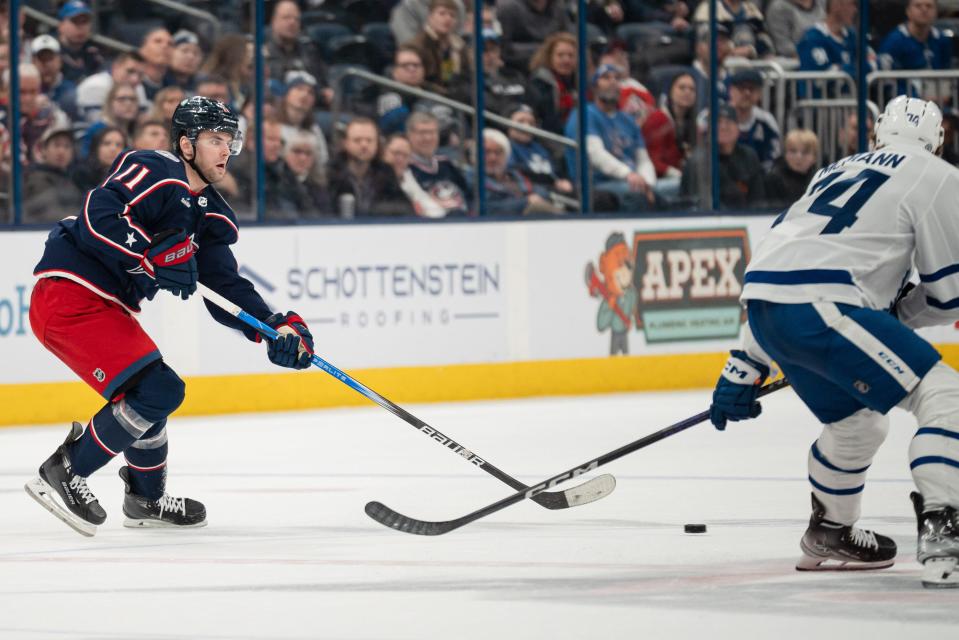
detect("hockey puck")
[684,523,707,534]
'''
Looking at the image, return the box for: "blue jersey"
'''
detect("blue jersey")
[879,24,952,97]
[739,107,782,171]
[509,139,561,184]
[797,23,875,97]
[563,104,647,180]
[34,148,272,337]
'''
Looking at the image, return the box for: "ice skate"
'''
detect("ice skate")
[910,492,959,588]
[24,422,107,537]
[119,466,207,528]
[796,493,896,571]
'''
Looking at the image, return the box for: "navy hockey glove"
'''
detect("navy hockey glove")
[709,350,770,431]
[264,312,314,369]
[141,229,197,300]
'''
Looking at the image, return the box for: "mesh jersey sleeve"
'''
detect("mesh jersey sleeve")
[75,150,190,272]
[898,170,959,328]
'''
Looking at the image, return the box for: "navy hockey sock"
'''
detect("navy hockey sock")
[123,420,169,499]
[68,399,155,477]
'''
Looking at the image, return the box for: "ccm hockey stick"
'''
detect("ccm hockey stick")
[198,283,616,510]
[366,378,791,535]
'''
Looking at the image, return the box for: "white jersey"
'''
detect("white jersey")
[742,142,959,328]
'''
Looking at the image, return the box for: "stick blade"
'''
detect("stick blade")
[365,501,458,536]
[564,473,616,507]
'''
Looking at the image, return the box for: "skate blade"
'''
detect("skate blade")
[123,517,208,529]
[796,553,894,571]
[24,477,97,537]
[921,557,959,589]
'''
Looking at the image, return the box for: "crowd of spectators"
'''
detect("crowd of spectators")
[4,0,959,223]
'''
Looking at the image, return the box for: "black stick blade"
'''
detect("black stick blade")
[365,501,460,536]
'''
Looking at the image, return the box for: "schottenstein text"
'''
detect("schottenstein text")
[418,425,486,466]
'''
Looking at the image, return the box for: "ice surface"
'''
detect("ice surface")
[0,388,955,639]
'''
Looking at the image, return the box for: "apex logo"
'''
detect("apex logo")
[640,247,743,301]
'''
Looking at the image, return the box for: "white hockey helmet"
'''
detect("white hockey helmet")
[874,96,944,153]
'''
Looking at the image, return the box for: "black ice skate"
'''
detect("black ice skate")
[119,466,207,529]
[910,492,959,588]
[24,422,107,537]
[796,493,896,571]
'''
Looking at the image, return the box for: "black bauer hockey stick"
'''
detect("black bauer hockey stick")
[366,378,791,535]
[197,283,616,510]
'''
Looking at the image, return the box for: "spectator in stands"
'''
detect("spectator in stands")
[506,104,573,195]
[483,128,561,215]
[167,30,203,93]
[528,32,578,135]
[328,118,414,218]
[691,23,731,113]
[31,34,78,122]
[764,128,819,208]
[725,69,781,171]
[462,2,502,38]
[451,29,527,116]
[23,126,81,224]
[71,125,126,194]
[281,127,332,216]
[797,0,875,97]
[941,108,959,165]
[499,0,573,72]
[642,72,697,201]
[391,0,466,47]
[145,86,186,129]
[266,0,332,108]
[681,104,765,209]
[75,51,146,124]
[201,35,253,110]
[878,0,952,98]
[194,75,231,105]
[138,27,173,101]
[374,45,456,141]
[598,44,655,126]
[407,0,467,90]
[382,133,448,217]
[56,0,103,84]
[406,111,471,216]
[692,0,774,58]
[564,64,658,212]
[765,0,825,58]
[277,70,330,185]
[587,0,627,37]
[2,63,71,164]
[623,0,690,30]
[835,108,875,159]
[132,118,168,151]
[233,116,302,220]
[80,82,139,157]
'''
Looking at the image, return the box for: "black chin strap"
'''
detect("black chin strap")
[180,141,211,188]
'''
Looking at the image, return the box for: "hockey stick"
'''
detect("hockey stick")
[366,377,791,535]
[197,283,616,510]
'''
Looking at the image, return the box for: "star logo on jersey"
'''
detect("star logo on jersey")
[181,197,191,208]
[197,196,207,207]
[124,232,137,247]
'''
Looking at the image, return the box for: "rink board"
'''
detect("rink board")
[2,216,958,425]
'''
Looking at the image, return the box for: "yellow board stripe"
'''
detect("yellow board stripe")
[4,345,959,427]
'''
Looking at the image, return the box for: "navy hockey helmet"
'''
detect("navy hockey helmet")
[171,96,243,156]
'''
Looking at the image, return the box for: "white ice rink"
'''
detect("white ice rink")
[0,387,956,639]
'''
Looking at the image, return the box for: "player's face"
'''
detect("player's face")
[192,131,234,183]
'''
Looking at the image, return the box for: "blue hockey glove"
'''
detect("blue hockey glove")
[709,350,770,431]
[264,312,314,369]
[140,229,197,300]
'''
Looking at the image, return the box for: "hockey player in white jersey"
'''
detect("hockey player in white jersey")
[709,96,959,588]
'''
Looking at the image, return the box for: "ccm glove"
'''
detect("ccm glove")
[140,229,198,300]
[264,312,314,369]
[709,350,770,431]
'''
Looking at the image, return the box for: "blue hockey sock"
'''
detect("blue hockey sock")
[123,420,169,499]
[68,399,155,477]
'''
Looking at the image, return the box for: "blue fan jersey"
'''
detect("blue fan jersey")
[34,148,272,337]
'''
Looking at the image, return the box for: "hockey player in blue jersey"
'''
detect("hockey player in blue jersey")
[25,96,315,536]
[710,96,959,588]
